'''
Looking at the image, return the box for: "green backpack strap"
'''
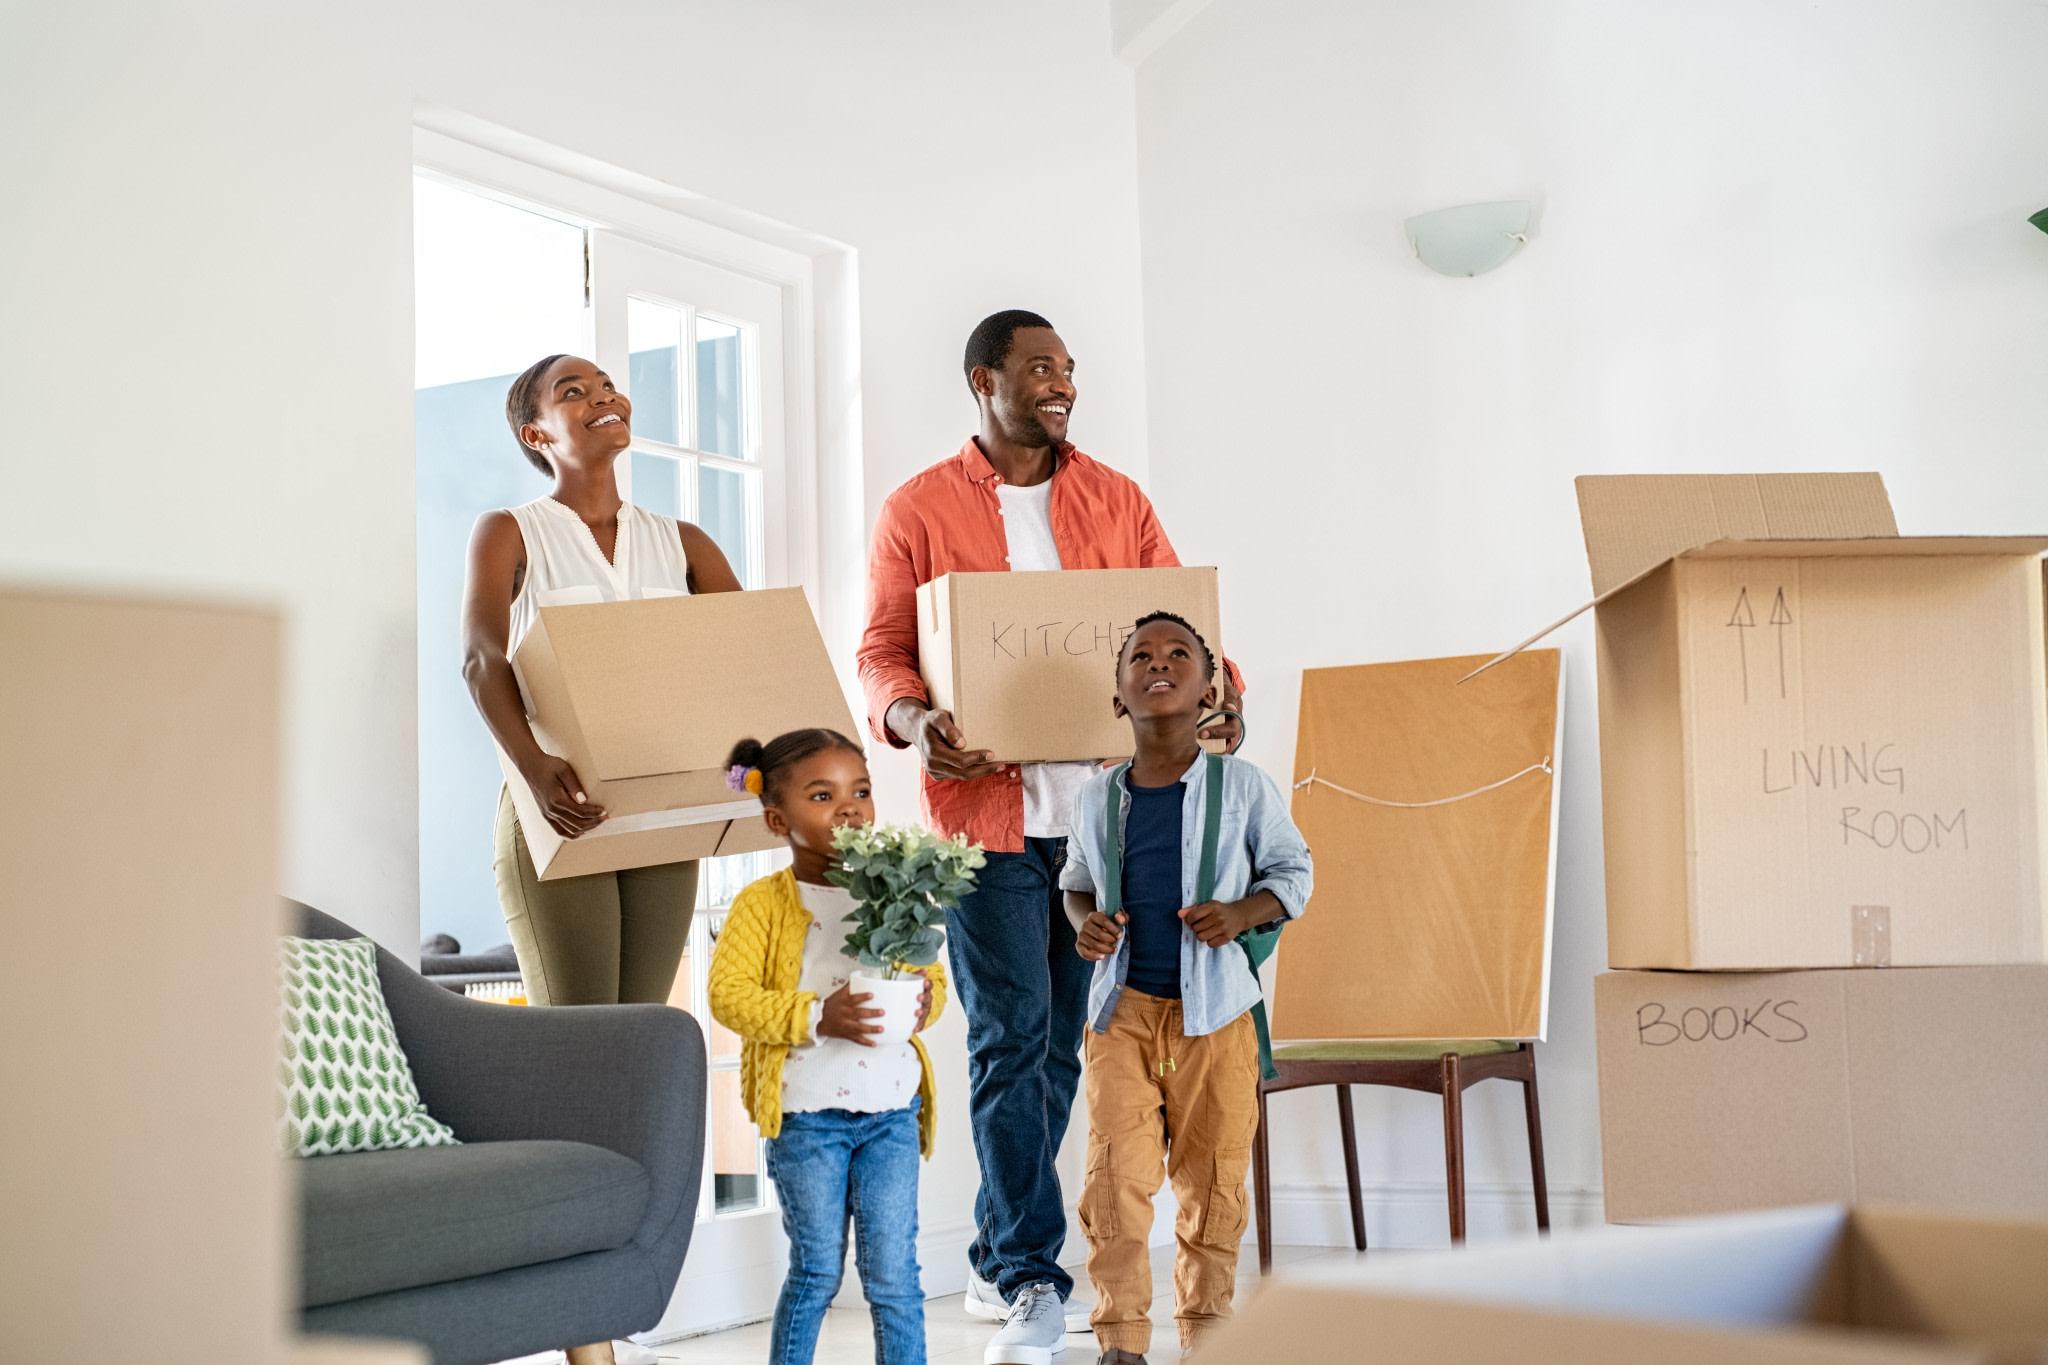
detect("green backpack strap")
[1100,761,1131,917]
[1204,751,1282,1081]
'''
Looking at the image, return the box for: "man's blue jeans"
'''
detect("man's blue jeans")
[946,838,1089,1300]
[765,1100,924,1365]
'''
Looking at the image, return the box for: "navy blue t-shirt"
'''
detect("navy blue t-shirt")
[1121,779,1186,998]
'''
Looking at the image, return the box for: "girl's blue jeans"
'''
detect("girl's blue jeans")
[765,1098,924,1365]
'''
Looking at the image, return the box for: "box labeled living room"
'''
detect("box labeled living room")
[1479,472,2048,970]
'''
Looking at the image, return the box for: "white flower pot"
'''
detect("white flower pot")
[850,970,926,1046]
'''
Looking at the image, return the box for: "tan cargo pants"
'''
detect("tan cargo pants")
[1079,990,1260,1355]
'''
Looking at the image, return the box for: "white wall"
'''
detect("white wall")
[3,0,1147,957]
[1,3,421,955]
[1131,0,2048,1238]
[0,0,1143,1298]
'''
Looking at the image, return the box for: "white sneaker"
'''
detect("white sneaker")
[968,1270,1095,1333]
[613,1342,661,1365]
[966,1268,1011,1321]
[985,1281,1069,1364]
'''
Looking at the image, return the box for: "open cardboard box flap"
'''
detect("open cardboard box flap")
[1205,1205,2048,1364]
[1577,471,1899,595]
[1461,473,2048,681]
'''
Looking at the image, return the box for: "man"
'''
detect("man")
[858,311,1242,1365]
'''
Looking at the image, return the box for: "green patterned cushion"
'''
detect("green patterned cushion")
[277,936,458,1156]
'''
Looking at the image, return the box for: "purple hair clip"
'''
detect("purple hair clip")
[727,764,762,796]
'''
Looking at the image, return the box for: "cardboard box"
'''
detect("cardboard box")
[1476,473,2048,969]
[502,587,856,879]
[1203,1205,2048,1365]
[1595,966,2048,1224]
[1280,649,1564,1041]
[3,589,292,1359]
[915,567,1222,762]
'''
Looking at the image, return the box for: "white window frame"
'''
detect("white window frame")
[412,126,833,1335]
[412,126,822,601]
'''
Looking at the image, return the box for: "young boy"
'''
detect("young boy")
[1060,612,1313,1363]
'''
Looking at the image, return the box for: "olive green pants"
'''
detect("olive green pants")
[492,786,698,1006]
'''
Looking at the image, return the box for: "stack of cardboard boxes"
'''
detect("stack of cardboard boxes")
[1485,473,2048,1222]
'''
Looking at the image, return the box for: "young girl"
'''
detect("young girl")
[709,729,946,1365]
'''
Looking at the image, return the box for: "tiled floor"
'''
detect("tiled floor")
[630,1245,1363,1364]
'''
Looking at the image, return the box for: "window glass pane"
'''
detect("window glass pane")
[700,847,788,915]
[627,297,682,446]
[414,175,586,954]
[696,919,741,1065]
[696,316,746,458]
[698,463,759,588]
[710,1069,764,1213]
[630,451,682,520]
[665,941,696,1010]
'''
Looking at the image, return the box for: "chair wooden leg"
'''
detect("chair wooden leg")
[1336,1084,1367,1250]
[1254,1082,1274,1275]
[1441,1053,1466,1245]
[1522,1052,1551,1235]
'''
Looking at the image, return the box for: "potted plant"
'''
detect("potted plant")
[827,823,985,1043]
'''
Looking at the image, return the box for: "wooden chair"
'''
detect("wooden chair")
[1250,1039,1549,1273]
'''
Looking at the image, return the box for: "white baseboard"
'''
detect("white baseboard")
[1259,1179,1606,1250]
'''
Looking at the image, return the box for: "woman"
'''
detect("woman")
[462,355,742,1365]
[462,352,743,1009]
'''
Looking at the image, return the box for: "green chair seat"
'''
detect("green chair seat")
[1269,1038,1520,1064]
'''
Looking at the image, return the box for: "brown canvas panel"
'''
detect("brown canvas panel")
[1277,649,1561,1041]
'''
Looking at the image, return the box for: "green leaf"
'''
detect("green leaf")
[2032,207,2048,235]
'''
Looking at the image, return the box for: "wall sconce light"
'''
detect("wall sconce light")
[1404,200,1533,277]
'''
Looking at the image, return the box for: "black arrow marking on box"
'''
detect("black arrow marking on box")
[1728,587,1756,704]
[1769,587,1792,699]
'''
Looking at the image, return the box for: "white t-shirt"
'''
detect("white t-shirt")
[996,479,1099,839]
[780,881,923,1115]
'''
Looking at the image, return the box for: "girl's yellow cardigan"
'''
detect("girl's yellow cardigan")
[708,867,947,1157]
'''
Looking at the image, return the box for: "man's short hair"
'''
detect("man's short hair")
[963,309,1054,394]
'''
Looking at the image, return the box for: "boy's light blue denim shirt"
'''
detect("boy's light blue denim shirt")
[1060,751,1313,1038]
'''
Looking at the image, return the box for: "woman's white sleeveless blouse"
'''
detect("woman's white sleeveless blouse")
[505,497,693,656]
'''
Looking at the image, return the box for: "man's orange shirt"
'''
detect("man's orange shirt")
[857,437,1240,852]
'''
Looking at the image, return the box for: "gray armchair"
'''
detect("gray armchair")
[289,903,706,1365]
